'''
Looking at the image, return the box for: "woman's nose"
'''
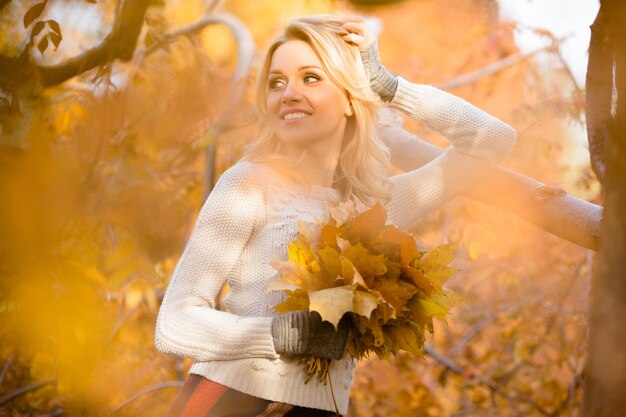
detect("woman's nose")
[281,81,303,103]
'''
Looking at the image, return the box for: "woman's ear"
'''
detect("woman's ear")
[345,102,354,117]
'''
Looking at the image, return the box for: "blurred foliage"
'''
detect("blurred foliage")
[0,0,594,416]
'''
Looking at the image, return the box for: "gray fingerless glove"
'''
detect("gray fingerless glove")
[272,311,349,360]
[359,40,398,102]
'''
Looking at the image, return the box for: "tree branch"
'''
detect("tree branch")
[136,12,255,107]
[436,35,573,91]
[106,381,184,417]
[36,0,152,87]
[376,108,601,250]
[0,378,56,405]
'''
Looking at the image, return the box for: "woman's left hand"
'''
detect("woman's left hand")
[340,16,398,102]
[340,16,376,51]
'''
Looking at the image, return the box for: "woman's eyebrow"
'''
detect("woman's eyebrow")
[269,65,323,74]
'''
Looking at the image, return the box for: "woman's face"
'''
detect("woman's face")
[265,40,351,151]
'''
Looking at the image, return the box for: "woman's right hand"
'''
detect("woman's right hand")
[272,311,349,360]
[341,16,398,102]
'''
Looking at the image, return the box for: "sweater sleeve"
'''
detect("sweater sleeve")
[154,162,279,362]
[384,76,517,228]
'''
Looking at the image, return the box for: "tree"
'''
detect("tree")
[582,0,626,415]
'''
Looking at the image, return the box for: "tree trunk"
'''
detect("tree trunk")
[582,0,626,415]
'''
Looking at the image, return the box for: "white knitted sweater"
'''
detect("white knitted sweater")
[154,76,517,415]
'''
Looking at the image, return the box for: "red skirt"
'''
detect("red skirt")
[165,374,341,417]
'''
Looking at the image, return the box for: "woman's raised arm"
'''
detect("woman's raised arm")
[383,77,517,228]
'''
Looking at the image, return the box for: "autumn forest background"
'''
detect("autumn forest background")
[1,0,623,416]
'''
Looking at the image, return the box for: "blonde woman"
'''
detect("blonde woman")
[155,14,516,417]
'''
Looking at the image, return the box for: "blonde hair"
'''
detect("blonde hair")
[241,14,392,207]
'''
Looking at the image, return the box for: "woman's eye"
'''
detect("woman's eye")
[304,74,320,84]
[268,79,284,89]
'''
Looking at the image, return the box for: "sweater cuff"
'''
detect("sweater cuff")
[388,76,427,120]
[245,316,280,359]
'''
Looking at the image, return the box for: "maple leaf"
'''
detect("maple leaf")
[378,225,421,266]
[350,202,387,243]
[308,285,355,329]
[401,265,434,295]
[342,243,388,283]
[353,289,380,319]
[321,224,342,249]
[317,246,342,284]
[374,279,418,313]
[329,200,357,227]
[273,289,310,313]
[417,290,463,322]
[287,240,317,271]
[384,321,425,356]
[340,257,368,288]
[420,242,457,267]
[270,260,319,291]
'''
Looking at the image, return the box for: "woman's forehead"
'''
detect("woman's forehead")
[269,40,323,73]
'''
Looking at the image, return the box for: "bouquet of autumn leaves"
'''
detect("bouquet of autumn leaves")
[267,201,462,384]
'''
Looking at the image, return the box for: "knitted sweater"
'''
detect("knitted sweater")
[154,76,517,415]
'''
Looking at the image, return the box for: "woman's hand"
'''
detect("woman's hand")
[272,311,349,360]
[340,16,377,51]
[340,16,398,102]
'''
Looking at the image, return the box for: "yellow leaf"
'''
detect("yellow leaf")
[384,322,425,355]
[341,257,368,288]
[329,200,357,226]
[321,224,342,249]
[417,290,462,322]
[343,243,388,283]
[287,240,316,269]
[379,225,420,266]
[270,260,318,290]
[424,264,458,290]
[353,290,379,319]
[374,279,417,312]
[351,202,386,242]
[402,266,434,295]
[297,220,313,244]
[309,285,355,329]
[420,242,458,269]
[273,289,310,313]
[318,246,342,281]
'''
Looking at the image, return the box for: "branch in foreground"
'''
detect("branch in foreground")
[36,0,152,86]
[106,381,184,417]
[376,108,601,251]
[0,378,56,405]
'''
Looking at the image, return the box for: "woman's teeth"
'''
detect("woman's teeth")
[283,112,310,120]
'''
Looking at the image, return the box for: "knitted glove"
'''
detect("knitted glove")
[272,311,349,360]
[359,40,398,102]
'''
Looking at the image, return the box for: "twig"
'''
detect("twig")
[425,346,554,416]
[106,381,184,417]
[436,34,574,91]
[0,351,16,385]
[0,378,56,405]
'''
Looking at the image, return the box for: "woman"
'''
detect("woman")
[155,14,516,417]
